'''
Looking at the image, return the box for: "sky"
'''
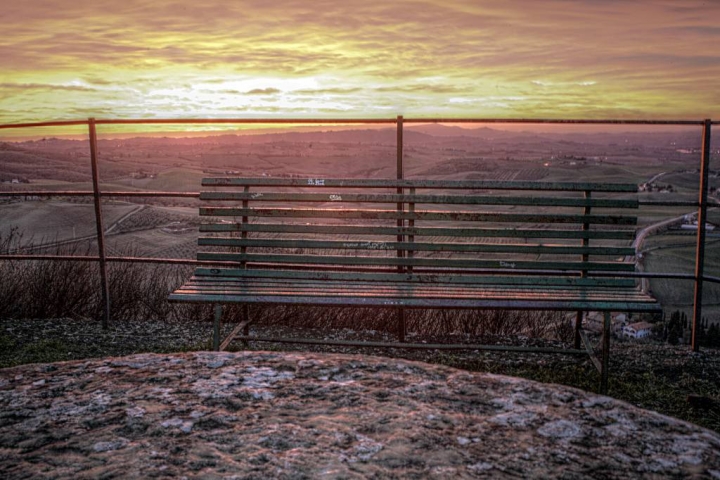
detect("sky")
[1,0,719,132]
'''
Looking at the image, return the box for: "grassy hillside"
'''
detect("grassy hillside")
[135,168,209,192]
[643,236,720,318]
[0,201,137,247]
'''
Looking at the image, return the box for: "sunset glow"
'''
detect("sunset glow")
[1,0,719,127]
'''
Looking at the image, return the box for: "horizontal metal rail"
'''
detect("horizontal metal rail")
[0,119,398,130]
[402,118,706,125]
[231,335,588,355]
[0,191,199,198]
[0,255,225,266]
[0,118,711,130]
[1,194,716,209]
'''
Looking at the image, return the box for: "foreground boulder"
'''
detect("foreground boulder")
[1,351,719,478]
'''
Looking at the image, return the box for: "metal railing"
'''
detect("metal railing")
[0,116,716,351]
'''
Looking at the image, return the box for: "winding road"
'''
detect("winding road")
[643,171,667,186]
[632,212,691,293]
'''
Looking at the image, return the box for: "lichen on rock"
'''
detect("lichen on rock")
[1,351,719,478]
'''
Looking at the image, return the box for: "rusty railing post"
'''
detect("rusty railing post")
[396,115,406,342]
[692,119,712,351]
[88,118,111,329]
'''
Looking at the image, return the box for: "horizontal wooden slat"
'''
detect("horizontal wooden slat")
[200,207,638,225]
[193,267,638,287]
[178,282,649,301]
[176,280,652,299]
[181,276,651,301]
[202,177,638,192]
[200,223,636,240]
[169,289,660,312]
[198,237,636,256]
[197,252,636,271]
[200,191,639,208]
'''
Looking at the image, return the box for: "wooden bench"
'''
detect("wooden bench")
[170,177,661,392]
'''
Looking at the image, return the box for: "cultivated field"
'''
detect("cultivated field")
[0,201,138,249]
[642,233,720,320]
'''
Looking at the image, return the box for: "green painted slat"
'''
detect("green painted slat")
[200,191,639,208]
[186,285,640,297]
[202,177,638,192]
[168,291,660,312]
[192,267,637,287]
[198,237,636,256]
[182,279,646,301]
[178,278,647,295]
[200,223,636,240]
[178,283,649,301]
[200,207,638,225]
[196,252,636,271]
[182,278,646,296]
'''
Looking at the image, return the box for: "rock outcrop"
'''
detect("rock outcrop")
[1,351,719,478]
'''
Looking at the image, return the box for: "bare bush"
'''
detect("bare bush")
[1,228,572,343]
[219,304,570,343]
[0,229,98,319]
[0,229,200,323]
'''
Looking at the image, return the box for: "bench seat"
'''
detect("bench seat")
[171,269,659,312]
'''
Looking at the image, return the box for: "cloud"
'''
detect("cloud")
[0,82,98,92]
[244,88,281,95]
[294,87,364,95]
[374,84,471,94]
[1,0,718,124]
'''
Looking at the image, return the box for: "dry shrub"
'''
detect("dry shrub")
[230,304,572,343]
[1,228,573,343]
[0,229,203,323]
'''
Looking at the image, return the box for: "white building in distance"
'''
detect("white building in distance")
[622,321,654,339]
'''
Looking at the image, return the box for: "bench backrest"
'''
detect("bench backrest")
[196,178,639,286]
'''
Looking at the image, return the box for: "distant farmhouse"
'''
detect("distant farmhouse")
[680,214,717,232]
[623,321,654,339]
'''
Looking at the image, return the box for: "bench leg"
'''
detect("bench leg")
[242,304,250,347]
[397,308,406,343]
[574,311,583,350]
[213,304,223,351]
[600,311,611,395]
